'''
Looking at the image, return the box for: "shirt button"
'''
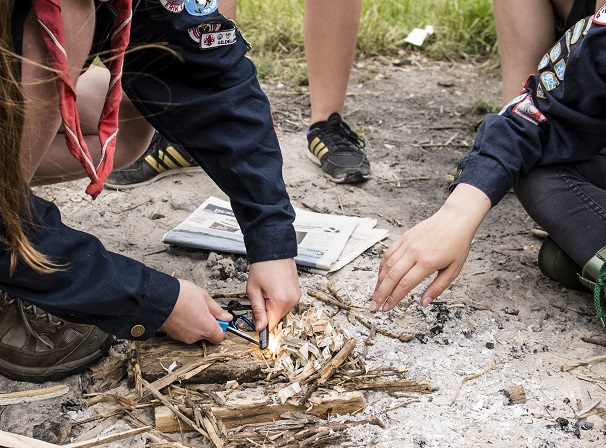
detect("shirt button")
[130,325,145,338]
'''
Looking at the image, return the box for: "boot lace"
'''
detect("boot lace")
[325,119,366,153]
[1,291,64,349]
[594,262,606,327]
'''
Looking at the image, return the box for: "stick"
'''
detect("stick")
[0,427,151,448]
[451,360,498,404]
[140,377,209,440]
[581,337,606,348]
[308,289,414,343]
[0,384,68,405]
[562,355,606,372]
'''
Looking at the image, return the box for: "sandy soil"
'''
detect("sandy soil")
[1,56,606,448]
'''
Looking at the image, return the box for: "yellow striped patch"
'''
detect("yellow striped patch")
[166,145,190,167]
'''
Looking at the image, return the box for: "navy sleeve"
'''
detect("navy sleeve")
[0,194,180,340]
[122,2,297,263]
[452,11,606,206]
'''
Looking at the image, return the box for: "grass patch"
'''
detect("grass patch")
[236,0,497,67]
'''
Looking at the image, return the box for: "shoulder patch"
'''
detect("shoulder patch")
[549,42,562,62]
[512,95,547,126]
[540,72,559,91]
[554,59,566,80]
[594,4,606,25]
[571,19,585,44]
[538,53,550,71]
[161,0,185,13]
[185,0,218,16]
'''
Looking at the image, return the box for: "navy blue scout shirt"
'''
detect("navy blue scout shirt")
[452,7,606,206]
[1,0,297,340]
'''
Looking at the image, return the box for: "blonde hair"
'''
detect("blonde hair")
[1,0,58,275]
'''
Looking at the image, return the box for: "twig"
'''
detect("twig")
[0,384,68,405]
[581,337,606,348]
[562,355,606,372]
[451,360,498,404]
[308,288,415,343]
[140,377,209,440]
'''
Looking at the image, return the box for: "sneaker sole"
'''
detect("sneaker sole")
[0,334,114,383]
[305,149,371,184]
[105,166,203,190]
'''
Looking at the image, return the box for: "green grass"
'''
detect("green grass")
[236,0,497,81]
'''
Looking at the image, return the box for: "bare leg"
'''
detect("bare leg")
[493,0,606,105]
[20,0,96,182]
[32,65,155,185]
[219,0,237,19]
[304,0,361,124]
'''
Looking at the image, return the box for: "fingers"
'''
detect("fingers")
[247,259,301,331]
[160,280,226,345]
[247,289,269,332]
[204,295,232,322]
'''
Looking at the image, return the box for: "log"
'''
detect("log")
[133,335,266,384]
[155,389,365,432]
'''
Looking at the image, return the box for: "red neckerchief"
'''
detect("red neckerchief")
[32,0,132,199]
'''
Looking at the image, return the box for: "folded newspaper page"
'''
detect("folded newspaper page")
[162,196,388,274]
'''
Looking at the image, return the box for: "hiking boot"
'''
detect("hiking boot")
[306,113,371,184]
[0,292,114,383]
[579,246,606,326]
[537,236,585,291]
[105,132,201,189]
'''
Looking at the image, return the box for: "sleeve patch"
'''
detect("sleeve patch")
[540,71,560,91]
[512,95,548,126]
[593,5,606,25]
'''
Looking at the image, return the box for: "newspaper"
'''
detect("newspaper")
[162,196,388,274]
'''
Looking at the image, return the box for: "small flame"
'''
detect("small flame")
[267,333,280,354]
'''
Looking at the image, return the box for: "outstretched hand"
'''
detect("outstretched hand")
[160,279,233,344]
[371,184,491,311]
[246,258,301,331]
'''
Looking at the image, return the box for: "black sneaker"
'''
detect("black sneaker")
[0,292,114,383]
[306,113,371,183]
[105,132,201,189]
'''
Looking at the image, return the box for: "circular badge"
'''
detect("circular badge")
[184,0,218,16]
[593,4,606,25]
[161,0,185,13]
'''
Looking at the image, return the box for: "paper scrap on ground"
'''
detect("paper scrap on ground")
[404,25,434,46]
[162,196,388,274]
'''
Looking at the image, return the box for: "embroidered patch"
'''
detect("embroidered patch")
[185,0,218,16]
[499,92,528,115]
[565,30,572,52]
[161,0,185,13]
[554,59,566,80]
[540,72,559,91]
[188,22,221,42]
[585,16,594,34]
[549,42,561,62]
[594,4,606,25]
[536,84,546,99]
[538,53,550,71]
[571,19,585,44]
[199,28,237,49]
[512,95,547,126]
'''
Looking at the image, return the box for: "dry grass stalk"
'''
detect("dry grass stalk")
[307,288,414,343]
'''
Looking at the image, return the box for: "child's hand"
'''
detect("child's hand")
[246,258,301,331]
[371,184,491,311]
[160,279,233,344]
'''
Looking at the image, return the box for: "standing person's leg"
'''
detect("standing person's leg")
[303,0,370,184]
[304,0,360,125]
[493,0,571,105]
[494,0,605,105]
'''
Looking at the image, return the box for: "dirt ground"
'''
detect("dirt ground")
[2,56,606,448]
